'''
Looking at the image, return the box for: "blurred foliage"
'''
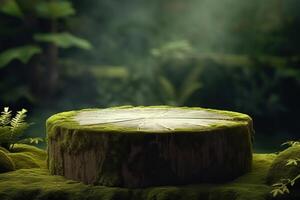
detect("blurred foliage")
[0,0,91,105]
[35,1,75,19]
[34,33,92,50]
[0,0,23,18]
[57,51,300,132]
[151,40,194,62]
[0,0,300,142]
[0,45,41,68]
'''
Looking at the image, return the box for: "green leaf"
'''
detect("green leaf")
[34,33,92,50]
[0,0,23,18]
[35,1,75,19]
[282,185,290,194]
[286,159,298,166]
[151,40,193,60]
[0,107,12,126]
[282,141,300,147]
[178,67,202,105]
[271,189,279,197]
[10,108,29,140]
[158,76,176,104]
[292,174,300,184]
[291,180,295,186]
[272,183,284,187]
[18,137,43,145]
[0,45,42,68]
[178,83,201,105]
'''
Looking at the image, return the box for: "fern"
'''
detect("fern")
[271,175,300,197]
[0,107,43,150]
[0,107,12,126]
[271,182,290,197]
[158,76,176,105]
[271,140,300,197]
[10,108,28,133]
[286,158,300,166]
[281,141,300,147]
[157,67,202,106]
[18,137,43,145]
[178,67,202,105]
[10,109,29,149]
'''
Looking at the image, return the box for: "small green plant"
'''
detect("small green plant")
[0,107,42,150]
[157,67,202,106]
[271,141,300,197]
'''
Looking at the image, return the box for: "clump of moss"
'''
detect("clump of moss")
[267,145,300,185]
[10,144,47,166]
[0,144,46,173]
[0,146,9,153]
[0,149,15,173]
[0,144,47,171]
[8,153,40,169]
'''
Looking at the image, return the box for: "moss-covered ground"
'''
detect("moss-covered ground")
[0,143,284,200]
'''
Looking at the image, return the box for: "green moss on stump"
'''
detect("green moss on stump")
[267,146,300,185]
[0,150,15,173]
[47,106,254,188]
[46,106,253,137]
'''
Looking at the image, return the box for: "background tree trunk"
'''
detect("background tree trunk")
[44,20,59,97]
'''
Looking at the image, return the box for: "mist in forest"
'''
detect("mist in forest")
[70,0,287,64]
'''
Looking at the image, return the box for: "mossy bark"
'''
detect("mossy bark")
[47,106,253,188]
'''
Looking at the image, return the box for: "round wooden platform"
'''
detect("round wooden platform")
[46,106,253,188]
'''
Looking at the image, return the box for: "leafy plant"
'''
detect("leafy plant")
[34,33,92,50]
[157,66,202,106]
[0,45,42,68]
[0,0,92,100]
[0,107,42,150]
[0,0,23,18]
[271,176,300,197]
[282,141,300,147]
[271,141,300,197]
[151,40,194,61]
[0,0,91,67]
[34,1,75,19]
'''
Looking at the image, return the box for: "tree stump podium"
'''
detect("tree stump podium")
[47,106,253,188]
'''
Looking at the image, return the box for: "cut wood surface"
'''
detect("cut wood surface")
[47,106,254,188]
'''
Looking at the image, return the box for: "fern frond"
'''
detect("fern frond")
[282,141,300,147]
[0,107,33,150]
[10,109,27,130]
[17,137,43,145]
[158,76,176,105]
[0,107,12,126]
[10,109,29,142]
